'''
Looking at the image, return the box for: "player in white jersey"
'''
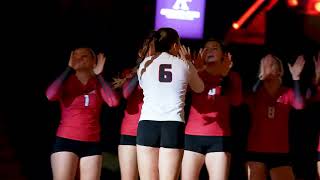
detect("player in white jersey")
[137,27,204,180]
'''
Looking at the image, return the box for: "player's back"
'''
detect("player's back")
[138,52,190,122]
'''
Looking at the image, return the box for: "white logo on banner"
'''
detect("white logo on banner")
[160,0,200,21]
[173,0,191,10]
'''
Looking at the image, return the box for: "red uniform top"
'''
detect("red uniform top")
[46,73,119,142]
[185,71,242,136]
[247,86,303,153]
[120,86,143,136]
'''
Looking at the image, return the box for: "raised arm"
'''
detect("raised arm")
[187,61,205,93]
[288,55,305,109]
[122,74,139,99]
[46,67,74,101]
[179,46,204,93]
[218,52,234,95]
[253,55,274,93]
[46,51,77,101]
[308,53,320,101]
[94,53,120,107]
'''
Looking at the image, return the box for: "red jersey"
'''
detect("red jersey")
[247,86,303,153]
[185,71,242,136]
[120,87,143,136]
[46,67,119,142]
[55,75,104,142]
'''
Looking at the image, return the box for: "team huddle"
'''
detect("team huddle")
[46,27,320,180]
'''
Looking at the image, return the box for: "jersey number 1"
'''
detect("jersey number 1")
[159,64,172,82]
[84,95,89,107]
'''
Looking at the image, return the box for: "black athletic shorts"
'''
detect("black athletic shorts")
[246,152,292,169]
[184,135,232,154]
[119,135,136,146]
[137,120,184,149]
[52,136,102,158]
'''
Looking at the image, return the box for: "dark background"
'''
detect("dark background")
[1,0,319,179]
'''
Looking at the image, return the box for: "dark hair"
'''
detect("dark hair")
[138,31,156,62]
[153,27,180,53]
[204,38,226,53]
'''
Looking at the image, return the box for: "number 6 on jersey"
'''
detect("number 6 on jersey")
[159,64,172,82]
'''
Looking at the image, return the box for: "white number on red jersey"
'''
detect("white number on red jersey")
[267,106,275,119]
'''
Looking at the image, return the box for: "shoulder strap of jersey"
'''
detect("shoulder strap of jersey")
[139,53,161,79]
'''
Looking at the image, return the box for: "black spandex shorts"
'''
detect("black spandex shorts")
[119,135,136,146]
[246,152,292,169]
[52,136,102,158]
[137,120,184,149]
[184,135,232,154]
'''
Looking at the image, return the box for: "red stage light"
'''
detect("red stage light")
[287,0,299,7]
[232,23,239,29]
[315,1,320,12]
[232,0,265,30]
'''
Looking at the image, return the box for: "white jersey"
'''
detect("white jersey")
[138,52,204,122]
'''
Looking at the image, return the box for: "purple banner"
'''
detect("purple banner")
[155,0,206,39]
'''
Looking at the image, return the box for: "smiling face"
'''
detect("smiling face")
[204,40,224,64]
